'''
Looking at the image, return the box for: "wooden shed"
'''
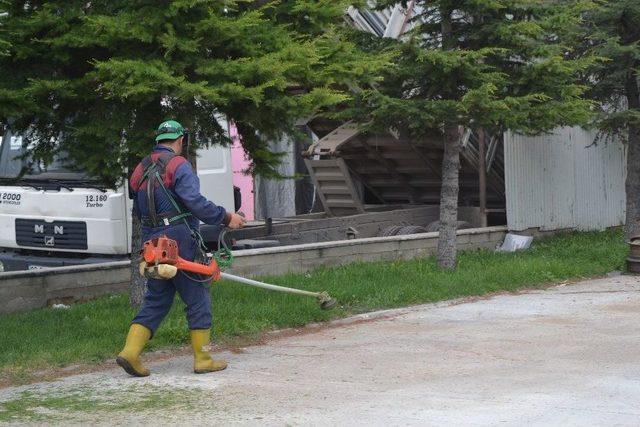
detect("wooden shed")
[303,122,506,224]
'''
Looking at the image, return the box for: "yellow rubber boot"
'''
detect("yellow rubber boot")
[190,329,227,374]
[116,324,152,377]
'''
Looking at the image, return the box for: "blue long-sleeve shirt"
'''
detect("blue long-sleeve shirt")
[131,145,228,230]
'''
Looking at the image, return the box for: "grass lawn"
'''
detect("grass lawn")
[0,229,628,383]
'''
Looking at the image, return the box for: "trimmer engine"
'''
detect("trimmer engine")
[139,235,221,281]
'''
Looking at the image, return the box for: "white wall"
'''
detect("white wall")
[196,144,234,213]
[504,127,626,231]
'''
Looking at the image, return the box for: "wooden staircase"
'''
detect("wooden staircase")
[304,123,506,216]
[304,158,365,216]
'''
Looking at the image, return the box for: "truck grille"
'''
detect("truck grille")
[15,219,88,250]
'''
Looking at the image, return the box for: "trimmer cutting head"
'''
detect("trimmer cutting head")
[317,292,338,311]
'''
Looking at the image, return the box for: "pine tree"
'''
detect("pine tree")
[352,0,594,269]
[570,1,640,239]
[0,0,386,304]
[0,0,383,184]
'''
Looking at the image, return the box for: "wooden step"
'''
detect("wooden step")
[325,199,359,208]
[320,185,351,195]
[304,157,365,216]
[306,159,341,167]
[314,171,347,181]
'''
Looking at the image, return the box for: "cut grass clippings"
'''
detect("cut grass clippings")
[0,384,207,422]
[0,229,628,384]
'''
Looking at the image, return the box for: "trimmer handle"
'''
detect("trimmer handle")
[175,257,221,281]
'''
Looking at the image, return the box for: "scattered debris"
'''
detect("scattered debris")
[52,304,70,310]
[497,233,533,252]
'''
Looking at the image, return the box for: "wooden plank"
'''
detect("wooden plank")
[343,164,386,204]
[405,138,442,178]
[367,181,408,188]
[342,150,443,161]
[361,135,406,148]
[226,206,445,243]
[349,164,433,175]
[358,138,418,203]
[320,185,351,195]
[325,199,359,208]
[314,171,346,181]
[324,192,357,201]
[459,130,505,197]
[305,156,364,216]
[330,207,361,217]
[307,159,342,167]
[380,151,429,161]
[312,165,341,172]
[304,158,333,216]
[306,122,362,156]
[335,157,366,213]
[368,178,490,188]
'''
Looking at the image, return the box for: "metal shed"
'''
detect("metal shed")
[504,127,626,231]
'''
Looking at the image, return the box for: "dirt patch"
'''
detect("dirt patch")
[600,302,640,313]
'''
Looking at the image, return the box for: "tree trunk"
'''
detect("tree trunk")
[129,211,146,307]
[625,71,640,240]
[436,6,461,269]
[477,129,488,228]
[437,127,462,269]
[627,126,640,240]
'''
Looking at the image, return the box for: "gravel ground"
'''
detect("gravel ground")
[1,275,639,426]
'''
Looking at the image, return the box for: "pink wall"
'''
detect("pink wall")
[229,123,255,220]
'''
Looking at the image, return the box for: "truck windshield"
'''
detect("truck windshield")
[0,130,90,182]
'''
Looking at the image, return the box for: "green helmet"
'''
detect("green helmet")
[155,120,184,142]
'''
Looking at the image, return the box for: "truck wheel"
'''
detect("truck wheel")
[378,225,404,237]
[425,221,473,233]
[396,225,427,235]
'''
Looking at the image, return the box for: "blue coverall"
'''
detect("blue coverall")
[130,145,228,334]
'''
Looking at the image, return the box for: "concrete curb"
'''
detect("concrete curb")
[0,226,508,314]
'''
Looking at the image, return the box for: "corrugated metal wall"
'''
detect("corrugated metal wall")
[504,127,627,231]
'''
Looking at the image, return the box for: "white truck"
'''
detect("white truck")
[0,126,236,272]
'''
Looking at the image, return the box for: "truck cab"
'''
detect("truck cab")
[0,127,235,272]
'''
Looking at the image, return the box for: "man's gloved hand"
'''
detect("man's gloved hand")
[227,212,247,230]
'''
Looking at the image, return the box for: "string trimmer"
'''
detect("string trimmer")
[139,235,337,310]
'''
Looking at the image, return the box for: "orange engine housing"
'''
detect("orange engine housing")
[142,236,221,281]
[143,236,179,265]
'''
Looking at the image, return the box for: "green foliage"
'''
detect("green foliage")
[0,229,625,382]
[0,1,385,185]
[568,0,640,134]
[349,0,595,138]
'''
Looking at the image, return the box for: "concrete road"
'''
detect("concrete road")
[2,276,640,426]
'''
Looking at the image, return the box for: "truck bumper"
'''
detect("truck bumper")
[0,250,129,272]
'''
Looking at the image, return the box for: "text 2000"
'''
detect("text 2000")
[1,193,21,201]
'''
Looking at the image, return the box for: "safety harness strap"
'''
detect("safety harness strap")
[137,151,207,256]
[154,171,207,253]
[138,153,192,228]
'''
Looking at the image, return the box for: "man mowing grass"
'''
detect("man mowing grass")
[116,120,246,377]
